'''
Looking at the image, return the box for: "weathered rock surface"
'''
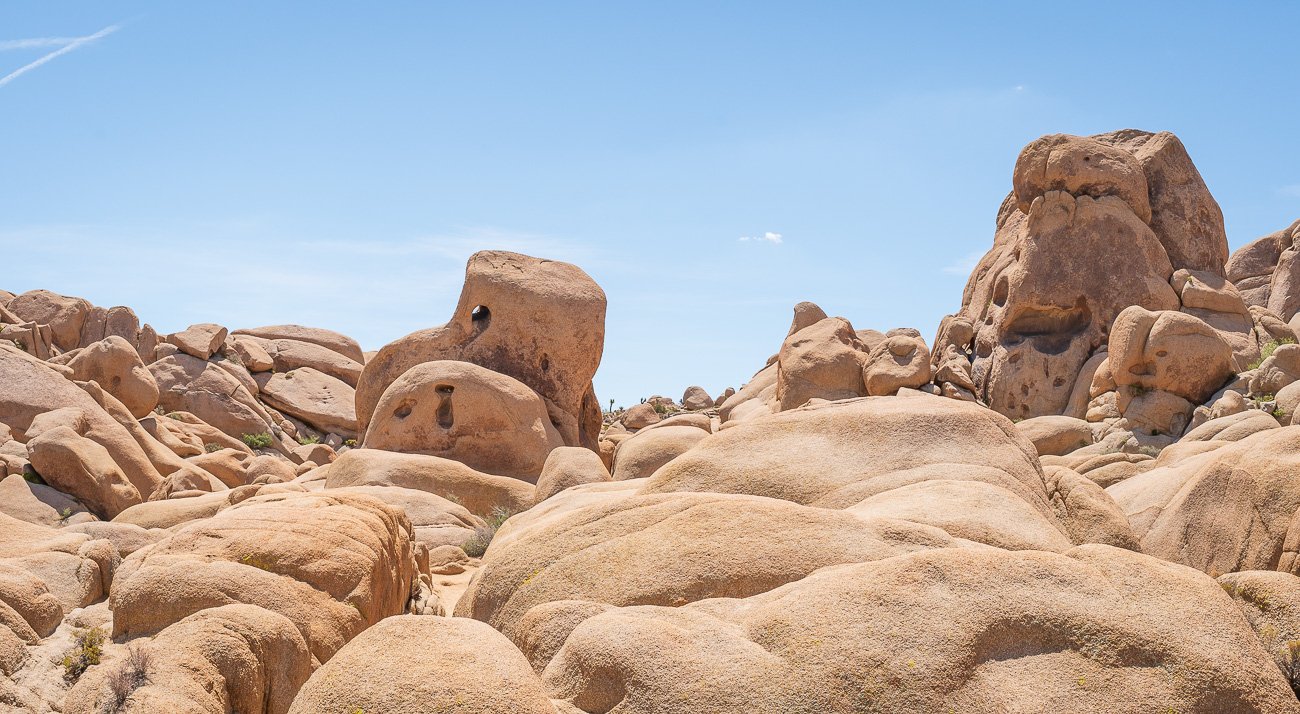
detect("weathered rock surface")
[233,324,366,363]
[540,546,1296,713]
[256,367,357,438]
[775,316,867,410]
[110,491,418,666]
[942,130,1240,420]
[166,323,228,360]
[287,615,555,714]
[610,425,709,481]
[151,353,275,440]
[65,336,159,419]
[357,251,605,449]
[1109,426,1300,575]
[363,360,561,480]
[324,448,536,515]
[534,446,611,504]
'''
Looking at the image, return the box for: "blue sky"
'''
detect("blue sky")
[2,2,1298,407]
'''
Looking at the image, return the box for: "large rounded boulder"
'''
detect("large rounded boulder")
[363,360,563,481]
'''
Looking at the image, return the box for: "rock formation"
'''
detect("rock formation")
[5,131,1300,712]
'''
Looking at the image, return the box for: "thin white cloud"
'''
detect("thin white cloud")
[940,250,984,276]
[0,37,86,51]
[739,231,783,244]
[1280,185,1300,198]
[0,23,119,88]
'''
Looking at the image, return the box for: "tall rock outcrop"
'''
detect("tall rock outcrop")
[357,251,606,451]
[942,130,1238,420]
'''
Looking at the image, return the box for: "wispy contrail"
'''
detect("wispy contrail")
[0,37,86,50]
[0,24,119,88]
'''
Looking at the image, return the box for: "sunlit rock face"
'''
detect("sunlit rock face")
[945,130,1229,419]
[356,251,607,450]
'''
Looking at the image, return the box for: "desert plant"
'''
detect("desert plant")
[443,493,463,507]
[343,438,358,448]
[1248,338,1297,371]
[102,644,152,712]
[241,432,274,449]
[296,434,321,445]
[1283,640,1300,699]
[58,507,73,522]
[61,626,106,681]
[21,465,44,485]
[462,506,513,558]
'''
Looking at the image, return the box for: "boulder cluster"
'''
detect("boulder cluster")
[4,132,1300,712]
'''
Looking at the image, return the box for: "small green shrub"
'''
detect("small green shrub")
[296,434,321,445]
[203,442,222,453]
[1248,338,1298,371]
[462,506,513,558]
[61,626,106,681]
[163,412,184,421]
[21,465,45,485]
[343,438,358,448]
[241,432,274,449]
[58,507,73,522]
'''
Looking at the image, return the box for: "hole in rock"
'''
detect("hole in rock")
[471,305,491,333]
[540,354,550,372]
[436,394,454,429]
[394,401,414,419]
[992,278,1009,307]
[1004,299,1091,356]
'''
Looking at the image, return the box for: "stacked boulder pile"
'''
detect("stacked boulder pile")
[4,132,1300,712]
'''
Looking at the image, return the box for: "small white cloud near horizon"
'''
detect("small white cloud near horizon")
[739,231,783,244]
[1280,185,1300,198]
[941,250,984,276]
[0,23,120,88]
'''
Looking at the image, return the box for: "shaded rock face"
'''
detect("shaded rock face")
[357,251,606,450]
[948,130,1232,419]
[1227,218,1300,318]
